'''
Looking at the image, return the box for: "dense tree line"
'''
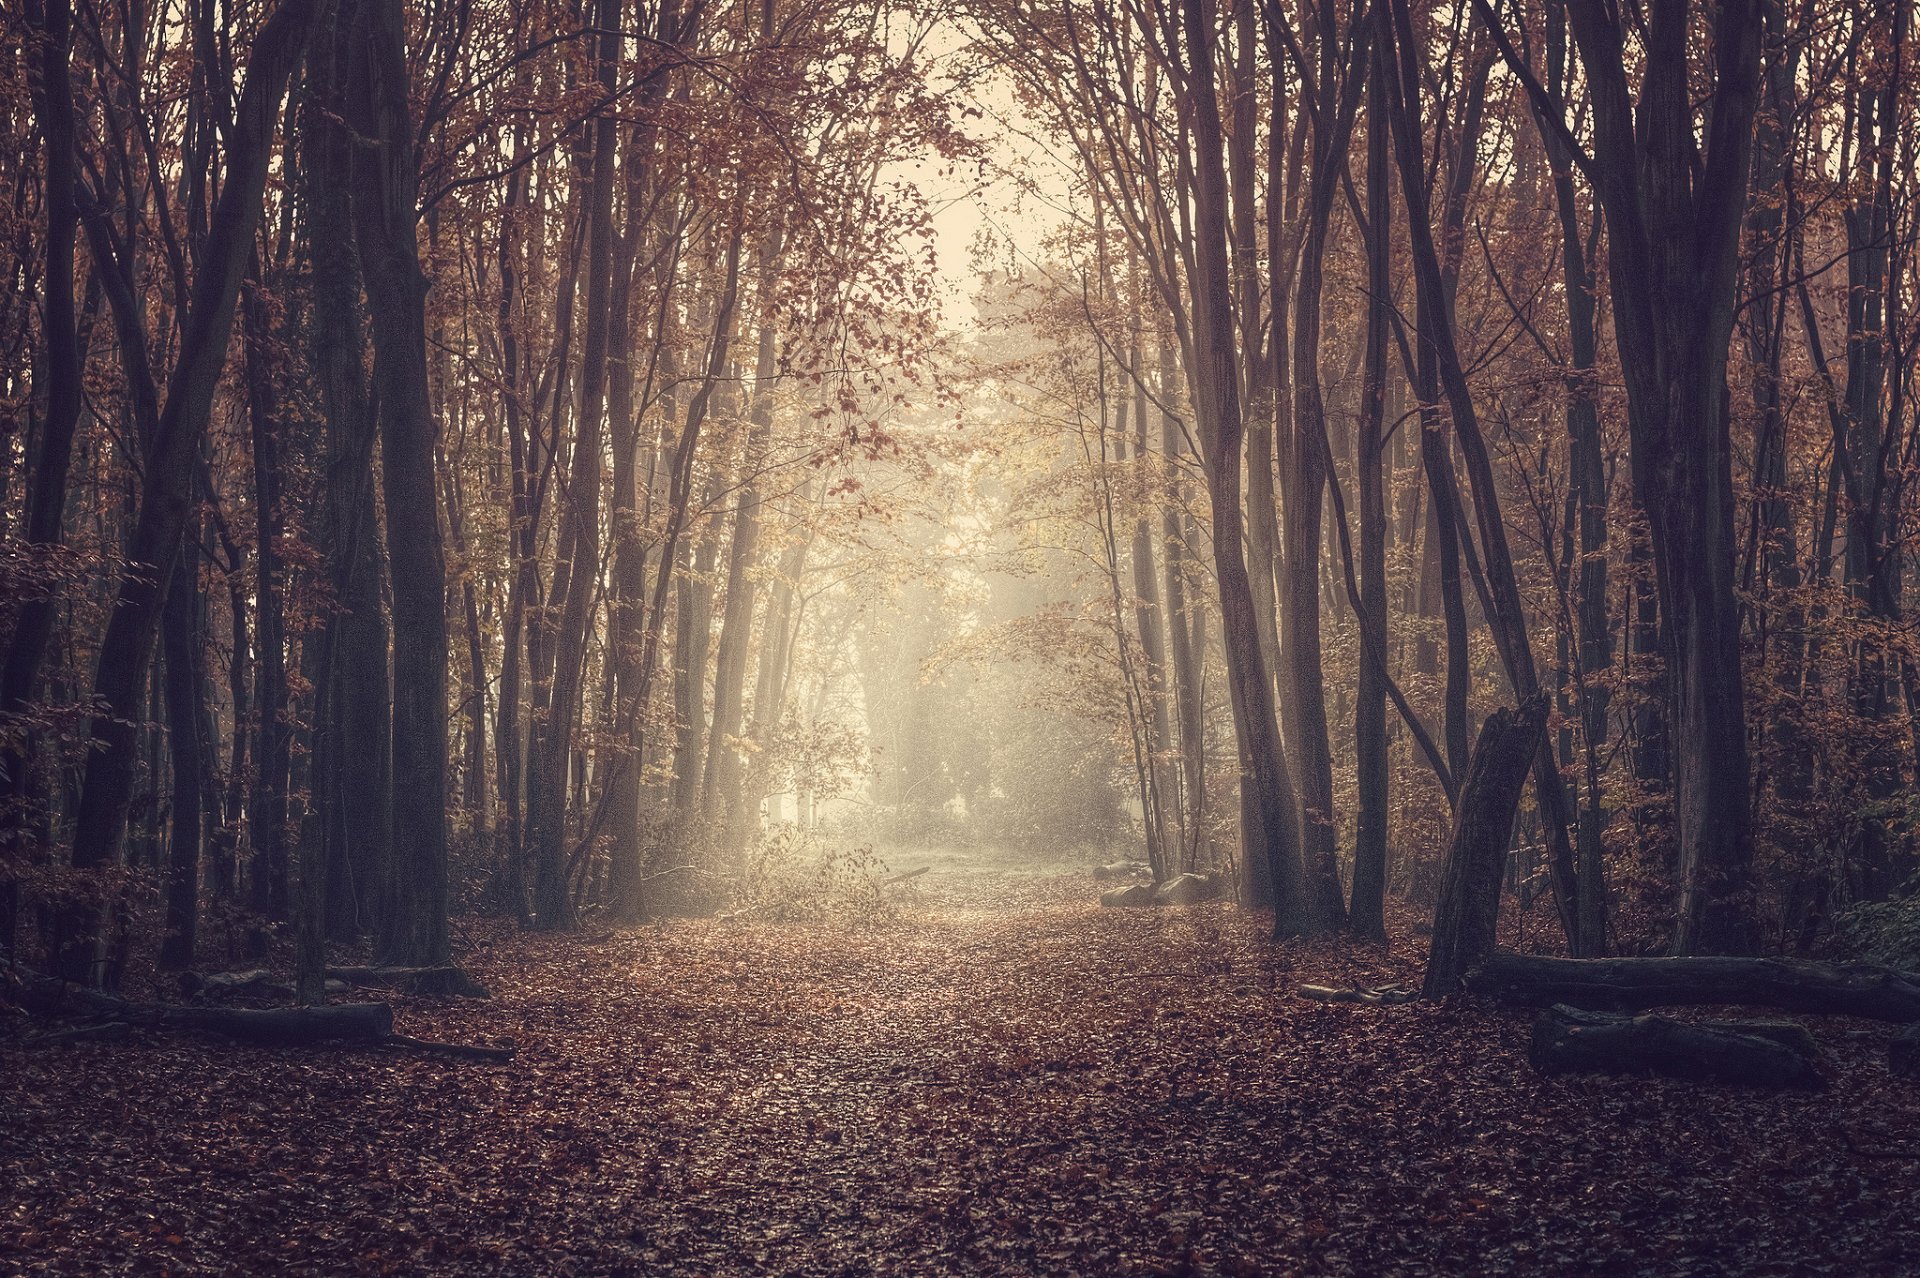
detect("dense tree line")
[0,0,965,984]
[966,0,1919,955]
[0,0,1915,987]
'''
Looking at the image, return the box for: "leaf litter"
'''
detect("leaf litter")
[5,870,1918,1275]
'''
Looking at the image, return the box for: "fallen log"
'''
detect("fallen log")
[1530,1004,1825,1090]
[157,1002,395,1045]
[1099,883,1155,908]
[178,970,354,1002]
[328,965,491,1000]
[1467,953,1920,1023]
[24,1021,132,1047]
[9,971,510,1059]
[384,1032,518,1062]
[1153,873,1224,906]
[179,969,281,1000]
[881,866,931,886]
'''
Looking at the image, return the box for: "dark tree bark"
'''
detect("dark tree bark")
[158,549,206,971]
[347,0,450,965]
[1480,0,1767,953]
[1529,1005,1823,1089]
[1423,695,1549,998]
[1539,0,1611,955]
[1348,1,1393,941]
[1468,952,1920,1023]
[241,274,290,927]
[1,0,83,734]
[1277,0,1366,932]
[62,0,319,982]
[303,19,391,941]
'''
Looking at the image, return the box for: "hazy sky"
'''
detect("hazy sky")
[885,19,1075,328]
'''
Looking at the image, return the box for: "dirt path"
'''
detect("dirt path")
[6,868,1919,1275]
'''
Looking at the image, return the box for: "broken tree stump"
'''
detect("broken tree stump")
[1422,696,1549,999]
[1466,953,1920,1023]
[1530,1005,1825,1090]
[1892,1025,1920,1080]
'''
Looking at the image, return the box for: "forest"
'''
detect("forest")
[3,0,1920,1270]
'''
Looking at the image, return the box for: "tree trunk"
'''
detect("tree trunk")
[1348,5,1393,940]
[0,0,83,736]
[703,234,784,852]
[1423,695,1548,998]
[1509,0,1766,953]
[1159,340,1204,871]
[1180,0,1312,934]
[303,24,391,942]
[62,0,319,982]
[347,0,450,965]
[242,274,290,927]
[1128,335,1176,876]
[158,550,205,971]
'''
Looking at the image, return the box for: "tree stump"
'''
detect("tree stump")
[1892,1025,1920,1080]
[1422,696,1548,998]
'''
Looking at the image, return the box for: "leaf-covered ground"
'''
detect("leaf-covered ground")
[6,861,1920,1276]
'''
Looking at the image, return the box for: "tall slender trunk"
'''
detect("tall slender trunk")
[1181,0,1314,933]
[527,0,621,930]
[1159,340,1204,871]
[303,23,391,941]
[1282,81,1358,932]
[347,0,450,965]
[1128,336,1176,870]
[159,549,205,970]
[1539,0,1612,954]
[243,277,290,926]
[1,0,82,734]
[62,0,318,982]
[1349,6,1392,940]
[703,234,784,854]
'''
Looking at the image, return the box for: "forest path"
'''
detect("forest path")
[7,866,1920,1275]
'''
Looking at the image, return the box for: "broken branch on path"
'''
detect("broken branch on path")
[1297,984,1419,1006]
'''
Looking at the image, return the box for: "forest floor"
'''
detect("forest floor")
[6,854,1920,1276]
